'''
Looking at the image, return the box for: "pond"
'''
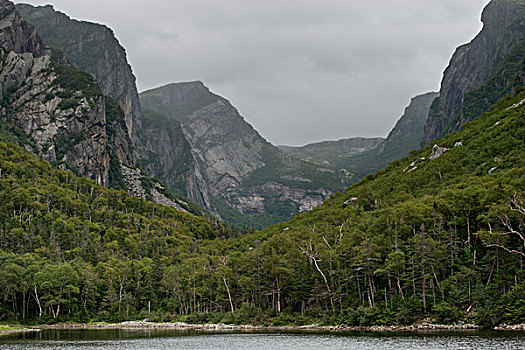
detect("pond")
[1,329,524,349]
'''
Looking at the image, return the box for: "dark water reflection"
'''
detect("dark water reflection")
[1,329,524,349]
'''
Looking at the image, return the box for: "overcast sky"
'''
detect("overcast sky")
[20,0,490,146]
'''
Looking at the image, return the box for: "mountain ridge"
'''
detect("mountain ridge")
[139,81,344,227]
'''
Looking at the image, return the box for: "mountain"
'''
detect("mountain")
[0,0,110,185]
[15,4,346,228]
[280,92,438,187]
[376,92,439,159]
[278,137,384,167]
[0,0,196,214]
[139,82,345,227]
[16,3,142,141]
[425,0,525,141]
[344,92,439,179]
[1,77,522,326]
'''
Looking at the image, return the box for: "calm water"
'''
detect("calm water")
[1,329,524,349]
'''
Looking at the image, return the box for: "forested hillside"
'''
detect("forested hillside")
[0,128,236,322]
[0,87,524,327]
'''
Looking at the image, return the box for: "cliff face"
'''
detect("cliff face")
[0,1,40,54]
[425,0,525,141]
[0,2,200,215]
[137,107,208,208]
[378,92,439,159]
[139,82,344,227]
[0,0,109,185]
[16,3,141,142]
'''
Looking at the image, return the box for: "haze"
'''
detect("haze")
[19,0,490,146]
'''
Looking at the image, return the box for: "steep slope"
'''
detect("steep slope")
[16,3,141,141]
[376,92,439,159]
[139,82,344,227]
[0,1,195,214]
[425,0,525,141]
[344,92,439,179]
[0,0,109,185]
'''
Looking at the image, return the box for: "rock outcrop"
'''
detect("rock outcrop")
[424,0,525,142]
[139,81,344,227]
[0,0,109,185]
[121,165,189,213]
[0,1,40,55]
[16,3,141,141]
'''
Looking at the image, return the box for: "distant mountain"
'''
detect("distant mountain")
[139,82,345,227]
[425,0,525,141]
[278,137,384,184]
[278,137,384,166]
[280,92,438,186]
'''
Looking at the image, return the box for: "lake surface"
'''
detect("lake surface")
[1,329,524,349]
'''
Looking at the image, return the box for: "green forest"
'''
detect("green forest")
[0,85,524,328]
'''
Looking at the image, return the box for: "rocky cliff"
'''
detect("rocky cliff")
[139,82,344,227]
[424,0,525,142]
[377,92,439,160]
[0,0,110,185]
[16,3,141,142]
[0,1,194,215]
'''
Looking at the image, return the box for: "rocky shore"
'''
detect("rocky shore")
[40,321,484,332]
[494,324,525,331]
[0,328,41,336]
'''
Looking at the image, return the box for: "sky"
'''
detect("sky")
[20,0,491,146]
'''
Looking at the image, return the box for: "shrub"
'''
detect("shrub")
[433,302,462,324]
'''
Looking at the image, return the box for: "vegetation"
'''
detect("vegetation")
[462,39,525,123]
[0,132,238,323]
[51,62,102,104]
[0,86,524,327]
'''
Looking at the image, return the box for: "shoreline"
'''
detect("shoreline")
[35,321,500,332]
[0,328,41,336]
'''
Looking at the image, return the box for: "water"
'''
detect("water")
[1,329,524,349]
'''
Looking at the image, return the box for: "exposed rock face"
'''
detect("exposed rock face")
[139,82,343,227]
[137,109,209,208]
[0,0,40,55]
[140,82,267,196]
[0,0,109,185]
[16,3,141,141]
[377,92,439,157]
[0,1,190,214]
[424,0,525,142]
[429,144,449,160]
[121,165,189,213]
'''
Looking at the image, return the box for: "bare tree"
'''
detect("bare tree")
[481,193,525,257]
